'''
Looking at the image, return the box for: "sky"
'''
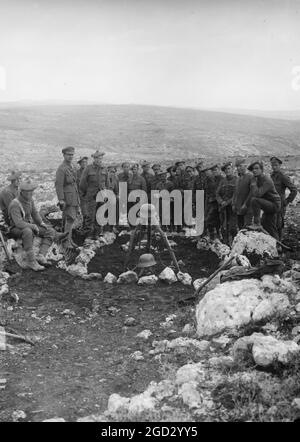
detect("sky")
[0,0,300,110]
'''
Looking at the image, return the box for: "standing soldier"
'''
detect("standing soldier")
[140,161,153,197]
[0,170,22,227]
[55,146,80,248]
[79,150,108,239]
[204,164,222,240]
[270,156,298,239]
[76,156,88,231]
[127,164,147,226]
[232,158,253,230]
[117,162,132,223]
[182,166,195,228]
[216,162,238,245]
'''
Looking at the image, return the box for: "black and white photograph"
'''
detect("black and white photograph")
[0,0,300,426]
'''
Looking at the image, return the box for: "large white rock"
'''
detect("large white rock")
[232,333,300,367]
[117,271,138,284]
[159,267,177,284]
[231,230,278,258]
[196,278,291,337]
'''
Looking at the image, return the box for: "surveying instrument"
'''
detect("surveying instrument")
[123,203,180,273]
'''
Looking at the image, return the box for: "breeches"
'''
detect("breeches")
[10,225,55,251]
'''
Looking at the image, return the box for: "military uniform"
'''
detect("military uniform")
[0,184,18,226]
[79,163,108,236]
[205,175,222,239]
[55,161,80,224]
[271,170,297,237]
[77,166,88,221]
[216,175,238,244]
[232,172,253,229]
[245,172,281,239]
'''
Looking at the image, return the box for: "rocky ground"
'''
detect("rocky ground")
[1,157,300,422]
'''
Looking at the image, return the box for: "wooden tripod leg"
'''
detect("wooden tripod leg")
[124,225,140,270]
[156,225,180,273]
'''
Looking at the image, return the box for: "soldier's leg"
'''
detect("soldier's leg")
[10,226,44,271]
[262,212,279,240]
[86,198,97,238]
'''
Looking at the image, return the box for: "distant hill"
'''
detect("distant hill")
[0,103,300,172]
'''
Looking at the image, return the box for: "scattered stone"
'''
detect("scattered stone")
[291,326,300,336]
[124,317,136,326]
[232,333,300,367]
[158,267,177,284]
[61,309,76,316]
[82,273,102,280]
[12,410,27,422]
[151,337,210,355]
[212,335,232,348]
[107,306,120,316]
[295,303,300,313]
[177,271,192,286]
[291,398,300,410]
[136,330,152,340]
[176,362,206,386]
[130,351,144,361]
[182,323,195,335]
[138,275,158,285]
[178,381,202,409]
[117,271,138,284]
[104,272,117,284]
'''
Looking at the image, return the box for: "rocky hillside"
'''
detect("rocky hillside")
[1,104,300,172]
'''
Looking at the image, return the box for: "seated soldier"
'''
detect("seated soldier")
[0,170,22,227]
[8,178,66,271]
[243,161,281,239]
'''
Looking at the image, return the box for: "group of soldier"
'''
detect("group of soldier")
[54,147,298,246]
[0,146,298,271]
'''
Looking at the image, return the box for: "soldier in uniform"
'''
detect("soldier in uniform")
[204,164,222,240]
[181,166,195,227]
[76,156,88,230]
[55,146,80,247]
[127,164,147,226]
[270,156,298,239]
[79,150,108,238]
[232,158,253,230]
[117,162,132,223]
[243,161,281,239]
[0,170,22,226]
[9,179,63,271]
[216,162,238,245]
[140,161,153,196]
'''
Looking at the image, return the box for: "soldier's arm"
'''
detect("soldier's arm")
[282,174,298,204]
[55,168,65,202]
[252,177,273,198]
[31,201,43,226]
[215,181,224,205]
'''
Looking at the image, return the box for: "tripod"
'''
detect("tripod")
[123,221,180,272]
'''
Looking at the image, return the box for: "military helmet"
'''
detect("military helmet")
[19,178,38,191]
[137,253,157,268]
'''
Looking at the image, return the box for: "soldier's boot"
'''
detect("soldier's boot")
[64,220,77,248]
[26,250,45,271]
[37,240,52,266]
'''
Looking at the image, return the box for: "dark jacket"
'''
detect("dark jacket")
[9,195,42,230]
[79,164,108,199]
[232,172,252,214]
[0,184,18,225]
[271,170,297,206]
[245,174,281,209]
[55,161,80,206]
